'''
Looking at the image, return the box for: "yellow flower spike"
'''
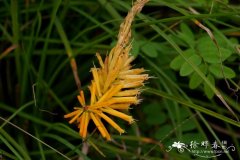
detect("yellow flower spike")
[97,84,123,103]
[123,81,144,88]
[64,0,149,140]
[77,117,82,128]
[91,97,137,109]
[121,66,132,74]
[123,44,131,56]
[119,68,145,76]
[115,89,140,97]
[109,104,130,110]
[97,112,125,134]
[77,95,85,107]
[90,112,107,138]
[103,66,120,92]
[103,56,109,73]
[98,70,104,89]
[80,90,86,106]
[105,55,123,85]
[121,50,128,60]
[102,70,108,84]
[110,97,138,104]
[109,48,121,71]
[82,112,90,139]
[96,52,104,68]
[91,68,102,97]
[102,107,134,124]
[119,74,149,81]
[90,101,114,109]
[123,56,134,67]
[95,115,111,141]
[90,81,96,105]
[108,47,115,65]
[68,109,83,124]
[79,112,86,137]
[64,108,82,118]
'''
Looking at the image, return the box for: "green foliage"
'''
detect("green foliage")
[197,36,232,63]
[141,41,159,58]
[170,49,193,70]
[177,23,195,47]
[204,74,215,99]
[143,103,166,125]
[132,40,160,58]
[189,65,207,89]
[180,54,202,76]
[209,64,236,78]
[170,23,237,99]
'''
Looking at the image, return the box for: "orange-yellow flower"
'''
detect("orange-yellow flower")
[64,51,148,140]
[64,0,149,140]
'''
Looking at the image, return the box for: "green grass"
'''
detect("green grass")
[0,0,239,159]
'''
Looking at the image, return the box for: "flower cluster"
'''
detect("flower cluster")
[64,0,149,140]
[64,50,148,140]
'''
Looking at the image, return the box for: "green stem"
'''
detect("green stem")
[11,0,21,88]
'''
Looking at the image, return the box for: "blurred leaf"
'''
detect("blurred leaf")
[89,140,106,157]
[180,54,202,76]
[204,74,215,99]
[170,49,194,70]
[154,42,174,55]
[171,107,190,120]
[178,23,194,47]
[143,102,162,115]
[197,36,232,63]
[181,120,196,132]
[146,112,167,125]
[180,23,194,41]
[131,40,141,57]
[110,40,117,47]
[141,41,158,58]
[169,34,187,47]
[189,65,207,89]
[209,64,236,79]
[181,133,205,143]
[143,103,166,125]
[43,133,89,159]
[197,0,211,5]
[154,125,173,140]
[189,72,203,89]
[229,37,238,48]
[222,0,229,4]
[213,35,237,52]
[231,15,240,24]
